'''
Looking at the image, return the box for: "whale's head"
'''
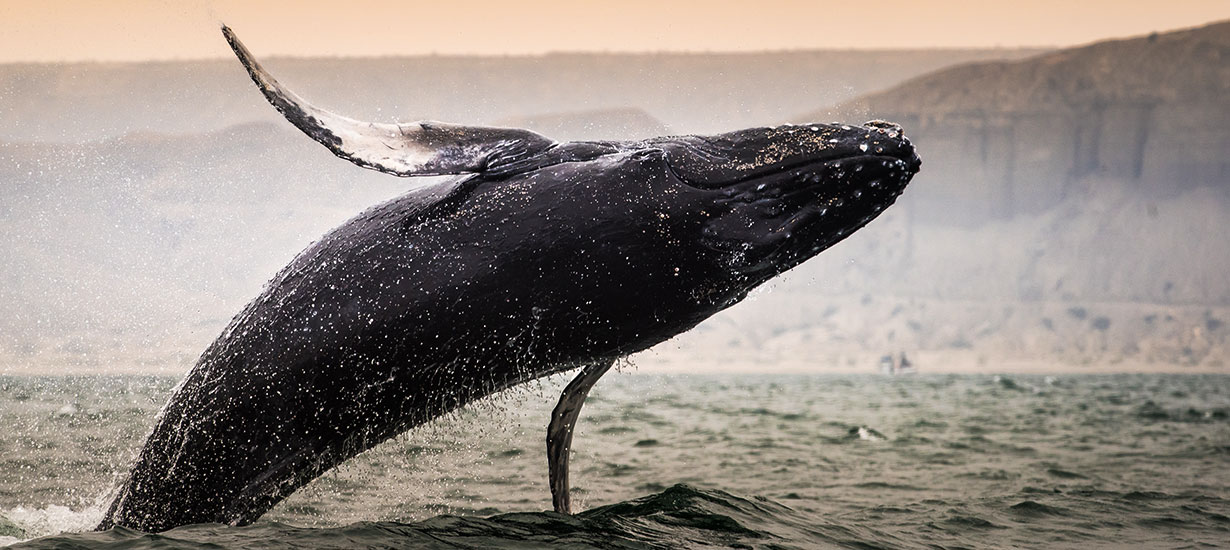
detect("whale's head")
[436,121,921,320]
[650,122,920,281]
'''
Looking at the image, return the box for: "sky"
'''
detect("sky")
[1,0,1228,62]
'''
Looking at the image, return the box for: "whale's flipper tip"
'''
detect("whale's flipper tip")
[547,360,615,514]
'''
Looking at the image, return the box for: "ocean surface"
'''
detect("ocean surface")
[1,372,1227,549]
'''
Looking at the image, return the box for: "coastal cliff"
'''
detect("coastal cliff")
[802,20,1230,225]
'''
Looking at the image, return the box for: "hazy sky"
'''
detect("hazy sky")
[1,0,1228,62]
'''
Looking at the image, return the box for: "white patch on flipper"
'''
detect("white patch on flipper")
[222,25,552,178]
[330,119,435,175]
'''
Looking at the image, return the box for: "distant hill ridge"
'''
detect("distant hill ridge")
[0,48,1043,143]
[495,107,670,141]
[805,20,1230,224]
[850,20,1229,113]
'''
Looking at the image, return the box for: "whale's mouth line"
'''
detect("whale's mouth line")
[667,151,878,191]
[715,153,918,205]
[662,121,921,192]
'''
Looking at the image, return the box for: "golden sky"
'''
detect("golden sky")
[1,0,1228,62]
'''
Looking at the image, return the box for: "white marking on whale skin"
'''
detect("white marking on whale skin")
[330,121,435,174]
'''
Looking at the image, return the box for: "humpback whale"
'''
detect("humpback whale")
[98,26,920,532]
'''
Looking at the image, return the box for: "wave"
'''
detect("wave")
[7,485,907,550]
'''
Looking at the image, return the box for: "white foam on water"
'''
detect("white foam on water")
[1,503,106,545]
[857,426,886,442]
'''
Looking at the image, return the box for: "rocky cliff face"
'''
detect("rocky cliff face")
[802,21,1230,226]
[739,21,1230,369]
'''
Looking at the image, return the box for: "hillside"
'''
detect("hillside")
[800,20,1230,225]
[684,20,1230,370]
[495,107,669,141]
[0,48,1042,143]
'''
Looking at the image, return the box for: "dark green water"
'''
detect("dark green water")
[2,373,1227,549]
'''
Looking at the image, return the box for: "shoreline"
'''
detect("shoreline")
[2,362,1226,377]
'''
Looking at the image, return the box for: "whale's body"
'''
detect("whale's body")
[98,27,920,532]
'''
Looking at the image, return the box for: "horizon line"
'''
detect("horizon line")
[0,44,1061,66]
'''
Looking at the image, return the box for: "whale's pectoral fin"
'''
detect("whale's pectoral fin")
[221,25,555,178]
[547,360,614,514]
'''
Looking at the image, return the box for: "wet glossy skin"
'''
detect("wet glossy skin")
[99,122,919,532]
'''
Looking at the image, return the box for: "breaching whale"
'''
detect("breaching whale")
[98,26,920,532]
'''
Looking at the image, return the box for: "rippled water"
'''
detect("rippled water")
[2,373,1228,548]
